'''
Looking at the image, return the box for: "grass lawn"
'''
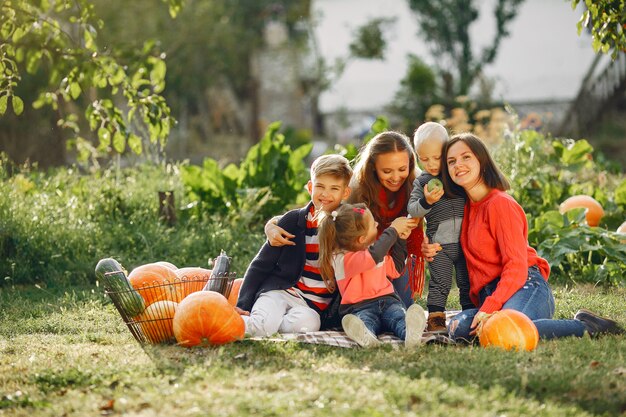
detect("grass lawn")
[1,284,624,417]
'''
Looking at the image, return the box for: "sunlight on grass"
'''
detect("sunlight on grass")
[0,285,624,416]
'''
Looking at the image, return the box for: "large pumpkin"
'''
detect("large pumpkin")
[176,267,212,300]
[479,309,539,351]
[128,263,179,306]
[559,195,604,227]
[138,300,178,344]
[173,291,245,347]
[155,261,178,270]
[227,278,243,307]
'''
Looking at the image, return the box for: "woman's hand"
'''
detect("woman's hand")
[469,311,493,336]
[391,216,418,238]
[265,216,295,247]
[421,235,442,261]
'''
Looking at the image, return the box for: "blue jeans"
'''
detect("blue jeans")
[392,268,414,308]
[448,266,586,342]
[352,297,408,340]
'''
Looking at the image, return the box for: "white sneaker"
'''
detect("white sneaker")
[405,304,427,348]
[342,314,380,347]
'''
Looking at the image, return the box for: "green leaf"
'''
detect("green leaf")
[12,27,25,43]
[84,30,95,50]
[112,130,125,153]
[11,96,24,116]
[127,133,142,154]
[70,82,81,100]
[149,59,167,85]
[97,127,110,147]
[0,95,8,115]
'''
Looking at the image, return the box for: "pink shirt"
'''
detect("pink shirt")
[461,189,550,313]
[332,250,400,305]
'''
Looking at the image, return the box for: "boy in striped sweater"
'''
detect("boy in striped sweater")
[407,122,473,333]
[236,155,352,337]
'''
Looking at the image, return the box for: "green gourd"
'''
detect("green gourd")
[96,258,145,317]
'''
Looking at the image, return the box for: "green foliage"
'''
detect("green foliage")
[389,54,438,131]
[180,122,313,226]
[492,127,626,285]
[0,0,176,160]
[349,17,395,59]
[572,0,626,59]
[406,0,524,98]
[0,155,265,286]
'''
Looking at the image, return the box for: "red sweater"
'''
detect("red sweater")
[461,189,550,313]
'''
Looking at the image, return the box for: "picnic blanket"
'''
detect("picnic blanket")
[249,310,460,348]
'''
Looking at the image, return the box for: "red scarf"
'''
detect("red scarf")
[377,187,426,298]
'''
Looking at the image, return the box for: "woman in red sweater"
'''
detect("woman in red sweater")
[422,133,623,342]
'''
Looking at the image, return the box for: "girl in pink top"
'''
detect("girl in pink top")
[422,133,623,342]
[317,203,427,347]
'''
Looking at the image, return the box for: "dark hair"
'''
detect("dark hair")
[441,132,510,197]
[348,131,417,221]
[317,203,370,292]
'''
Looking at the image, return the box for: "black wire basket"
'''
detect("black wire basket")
[102,269,238,345]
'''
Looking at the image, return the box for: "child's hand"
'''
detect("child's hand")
[421,235,442,262]
[424,183,444,205]
[234,307,250,316]
[390,216,416,237]
[265,217,295,247]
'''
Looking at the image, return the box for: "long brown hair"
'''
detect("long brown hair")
[348,131,417,221]
[441,132,510,198]
[317,203,369,292]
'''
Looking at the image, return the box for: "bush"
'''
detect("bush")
[0,156,265,287]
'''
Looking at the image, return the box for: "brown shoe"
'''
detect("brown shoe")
[426,312,447,333]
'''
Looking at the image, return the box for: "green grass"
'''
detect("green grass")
[1,285,624,416]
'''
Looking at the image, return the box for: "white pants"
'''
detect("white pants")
[242,289,321,337]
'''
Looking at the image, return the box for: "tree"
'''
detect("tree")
[572,0,626,59]
[0,0,180,162]
[407,0,524,101]
[388,54,438,131]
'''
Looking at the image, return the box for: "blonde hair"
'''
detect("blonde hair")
[413,122,448,150]
[348,131,416,221]
[310,154,352,185]
[317,203,370,292]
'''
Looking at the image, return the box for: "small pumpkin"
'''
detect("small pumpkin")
[173,291,245,347]
[559,195,604,227]
[176,267,212,300]
[479,309,539,351]
[128,263,179,306]
[227,278,244,307]
[138,300,178,344]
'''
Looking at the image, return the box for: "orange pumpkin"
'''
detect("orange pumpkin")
[128,263,179,306]
[176,267,212,300]
[138,300,178,344]
[227,278,243,307]
[173,291,245,347]
[479,309,539,351]
[559,195,604,227]
[155,261,178,270]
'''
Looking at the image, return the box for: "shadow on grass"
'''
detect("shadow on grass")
[141,333,626,416]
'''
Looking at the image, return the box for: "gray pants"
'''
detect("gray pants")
[427,242,472,312]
